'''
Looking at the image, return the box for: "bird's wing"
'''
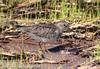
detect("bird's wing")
[24,24,60,40]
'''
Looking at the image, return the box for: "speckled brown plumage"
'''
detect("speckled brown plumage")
[18,21,69,42]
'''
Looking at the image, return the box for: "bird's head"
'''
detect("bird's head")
[54,20,70,32]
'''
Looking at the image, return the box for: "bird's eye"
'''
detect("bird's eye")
[64,24,67,27]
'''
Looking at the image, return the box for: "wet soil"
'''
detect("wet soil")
[0,32,99,69]
[0,21,100,69]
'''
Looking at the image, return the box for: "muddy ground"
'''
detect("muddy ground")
[0,22,100,69]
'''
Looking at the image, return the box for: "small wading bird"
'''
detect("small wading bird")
[14,20,70,53]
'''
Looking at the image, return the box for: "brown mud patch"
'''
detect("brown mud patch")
[0,33,99,69]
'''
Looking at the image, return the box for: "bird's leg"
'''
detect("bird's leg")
[57,38,63,45]
[39,42,49,53]
[38,42,46,59]
[43,42,49,53]
[38,41,44,53]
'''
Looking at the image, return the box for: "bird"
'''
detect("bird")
[16,20,70,53]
